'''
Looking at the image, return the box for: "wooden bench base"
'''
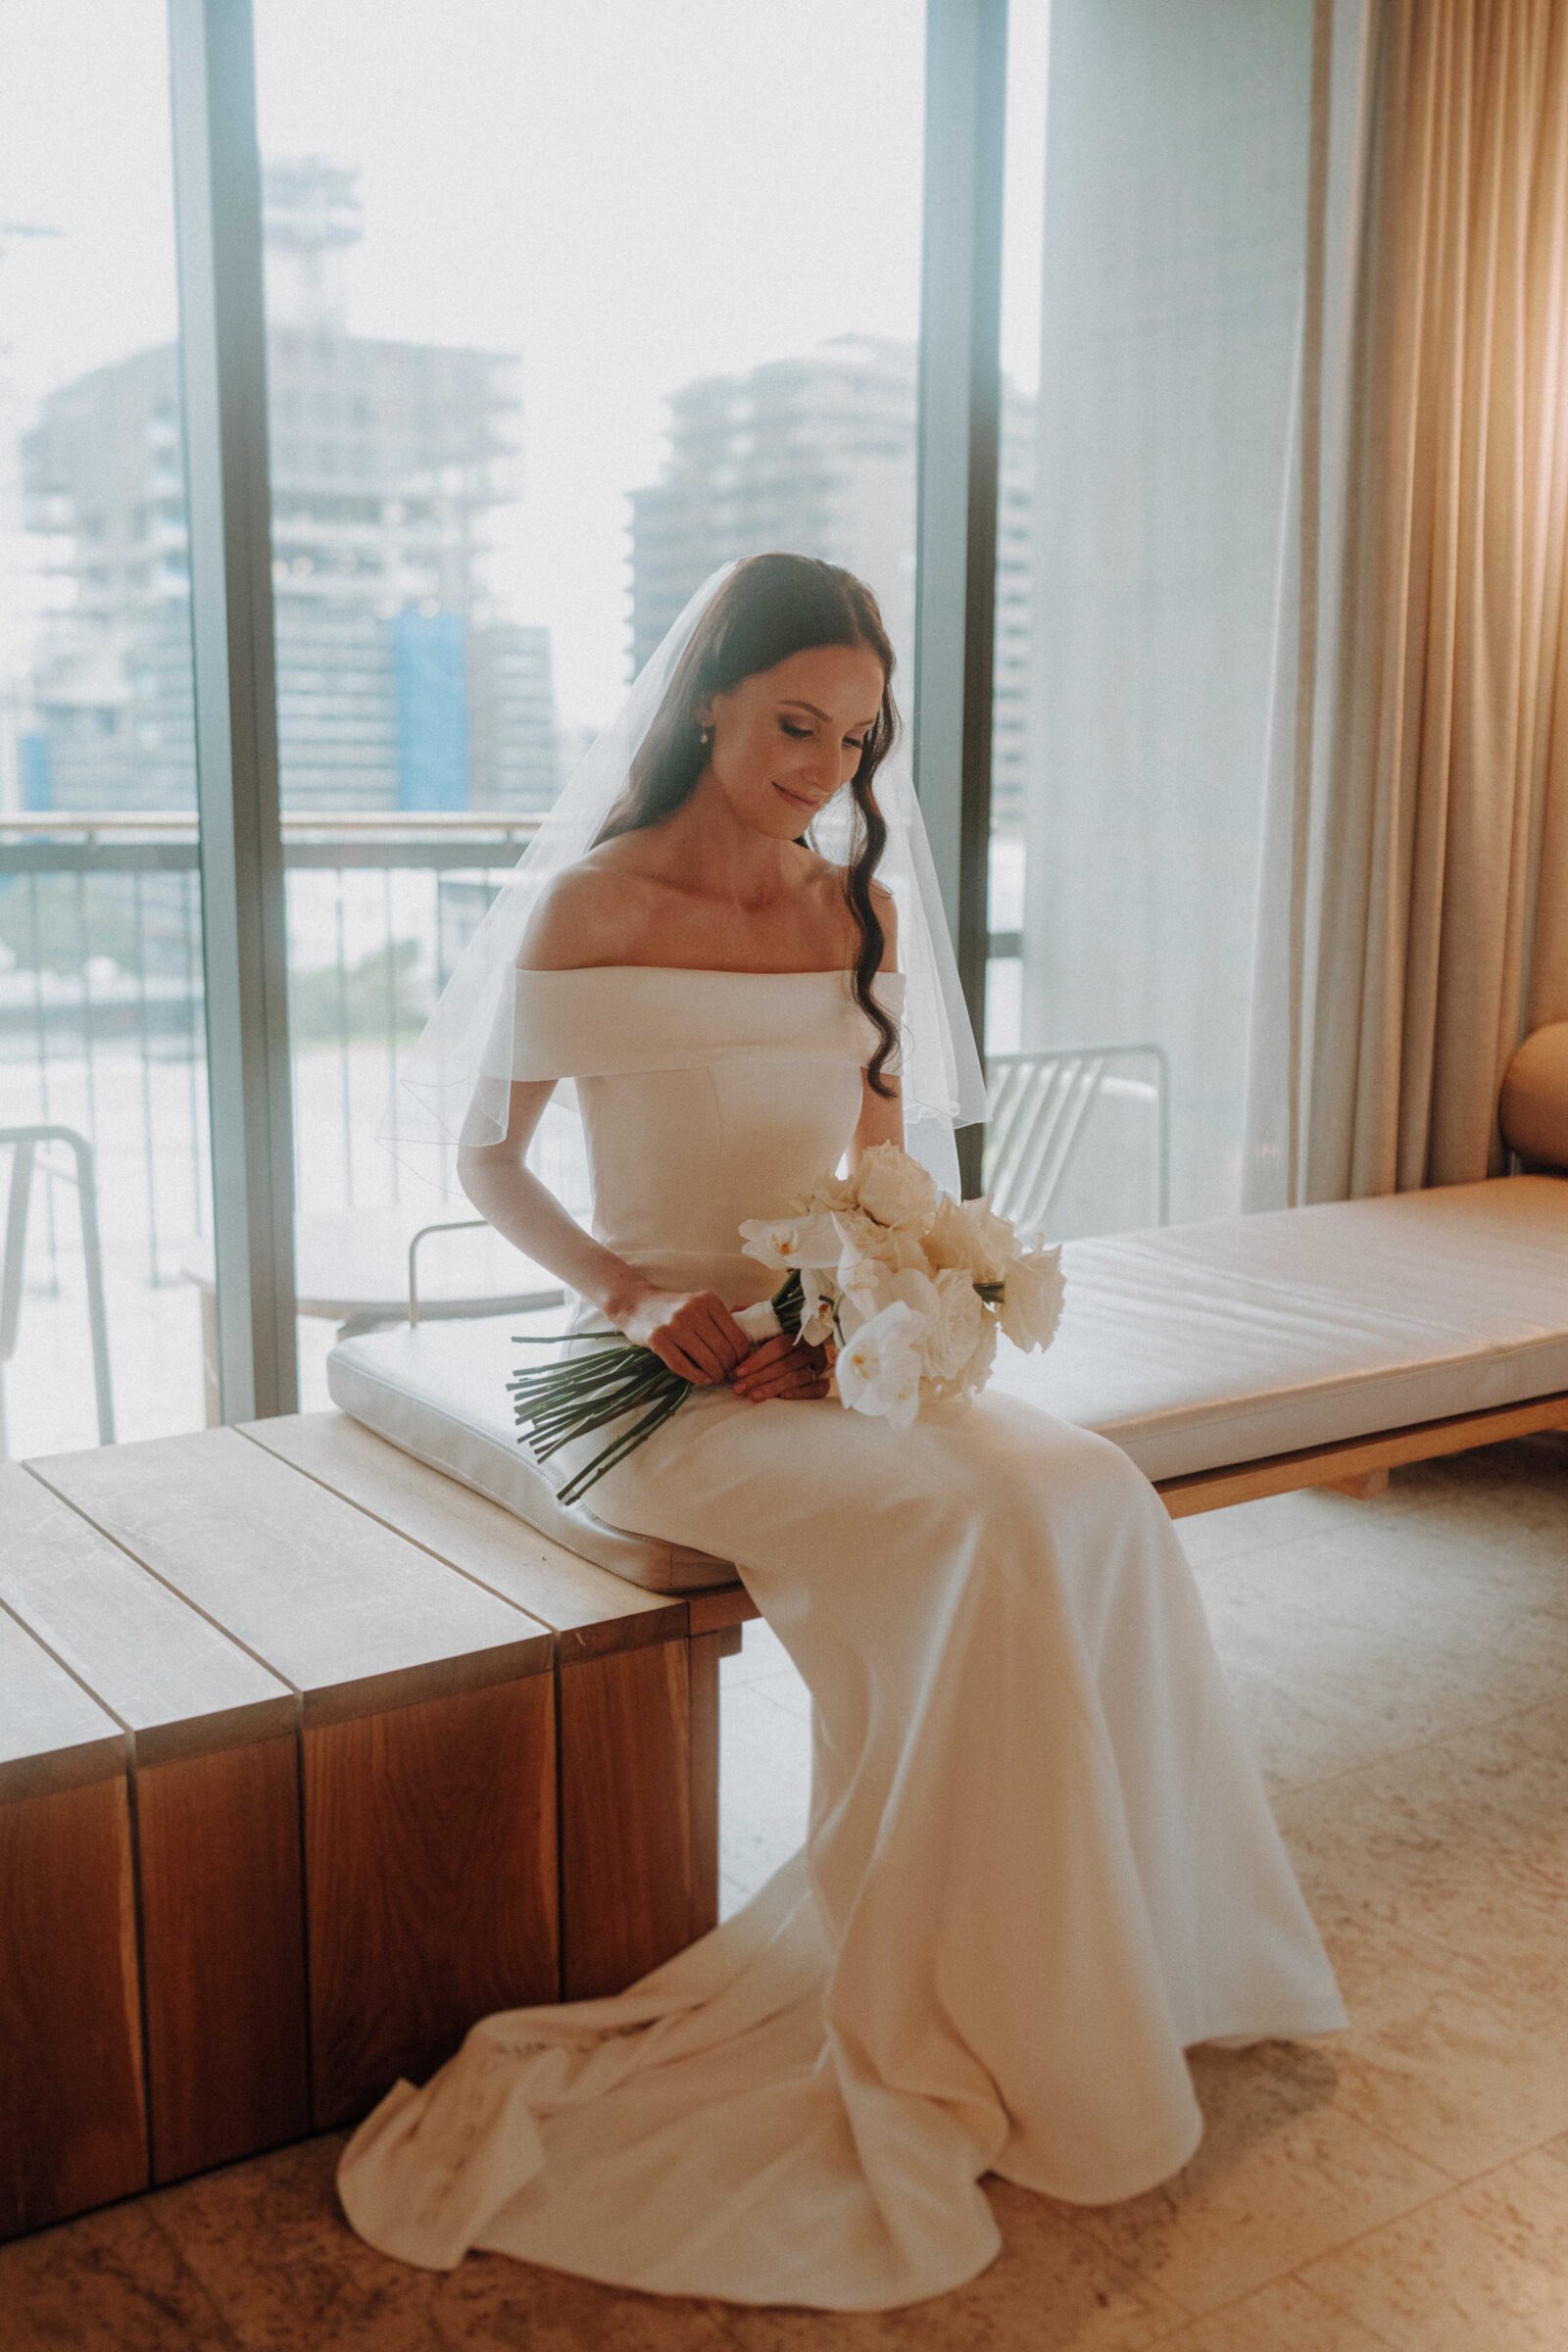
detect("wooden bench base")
[4,1389,1562,2238]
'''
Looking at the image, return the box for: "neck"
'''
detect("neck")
[648,770,805,909]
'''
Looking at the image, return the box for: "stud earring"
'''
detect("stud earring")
[698,722,712,747]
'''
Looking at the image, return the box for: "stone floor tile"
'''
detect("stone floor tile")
[1298,2146,1568,2350]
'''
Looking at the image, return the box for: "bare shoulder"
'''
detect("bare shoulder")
[514,851,656,971]
[868,875,899,967]
[794,852,900,968]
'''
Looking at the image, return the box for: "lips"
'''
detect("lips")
[772,781,819,813]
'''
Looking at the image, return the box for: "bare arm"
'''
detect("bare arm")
[456,872,752,1387]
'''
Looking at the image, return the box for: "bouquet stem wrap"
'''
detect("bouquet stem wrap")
[509,1145,1062,1499]
[509,1274,803,1506]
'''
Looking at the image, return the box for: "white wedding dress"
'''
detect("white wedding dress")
[337,962,1348,2311]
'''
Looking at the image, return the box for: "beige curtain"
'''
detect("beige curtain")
[1250,0,1568,1203]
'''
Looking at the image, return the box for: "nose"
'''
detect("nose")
[801,743,840,798]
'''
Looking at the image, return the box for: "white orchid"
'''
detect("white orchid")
[735,1145,1064,1435]
[798,1263,838,1347]
[519,1145,1061,1498]
[833,1299,928,1428]
[739,1207,847,1270]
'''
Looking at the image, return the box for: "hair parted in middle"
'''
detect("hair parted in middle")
[593,550,902,1097]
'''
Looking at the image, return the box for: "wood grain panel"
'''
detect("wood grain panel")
[686,1632,723,1944]
[135,1737,309,2181]
[2,1464,294,1764]
[305,1673,559,2128]
[4,1462,309,2185]
[241,1411,685,1659]
[558,1640,697,1998]
[31,1428,550,1721]
[0,1774,146,2237]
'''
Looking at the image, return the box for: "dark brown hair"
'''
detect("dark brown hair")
[594,551,901,1097]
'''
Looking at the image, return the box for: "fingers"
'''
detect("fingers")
[732,1340,830,1402]
[657,1293,750,1385]
[731,1332,794,1384]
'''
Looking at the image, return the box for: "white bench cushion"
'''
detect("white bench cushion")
[326,1173,1568,1589]
[989,1172,1568,1479]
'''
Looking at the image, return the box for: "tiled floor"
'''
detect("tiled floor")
[6,1434,1565,2348]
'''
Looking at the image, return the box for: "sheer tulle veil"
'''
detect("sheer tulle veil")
[374,556,988,1204]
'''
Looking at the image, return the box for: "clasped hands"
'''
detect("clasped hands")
[615,1286,831,1402]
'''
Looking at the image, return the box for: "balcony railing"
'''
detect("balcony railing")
[0,809,549,1287]
[0,809,1160,1456]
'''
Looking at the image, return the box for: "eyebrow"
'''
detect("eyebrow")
[778,699,879,732]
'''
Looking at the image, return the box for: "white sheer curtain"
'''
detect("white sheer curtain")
[1018,0,1317,1234]
[1242,0,1376,1211]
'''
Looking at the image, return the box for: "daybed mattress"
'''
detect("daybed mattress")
[326,1173,1568,1592]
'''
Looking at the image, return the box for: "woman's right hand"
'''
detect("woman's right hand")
[614,1286,753,1386]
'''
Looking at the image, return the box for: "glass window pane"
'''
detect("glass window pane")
[253,0,926,1398]
[0,2,214,1453]
[989,0,1312,1237]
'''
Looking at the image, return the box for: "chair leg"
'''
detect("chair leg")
[70,1135,115,1446]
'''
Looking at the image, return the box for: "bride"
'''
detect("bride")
[338,551,1348,2312]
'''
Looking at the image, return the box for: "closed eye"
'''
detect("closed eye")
[780,719,867,752]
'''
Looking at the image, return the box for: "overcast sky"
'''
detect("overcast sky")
[1,0,1047,730]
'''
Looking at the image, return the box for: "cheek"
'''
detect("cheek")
[741,727,798,782]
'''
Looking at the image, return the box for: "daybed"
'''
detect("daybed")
[4,1032,1560,2239]
[325,1023,1568,1627]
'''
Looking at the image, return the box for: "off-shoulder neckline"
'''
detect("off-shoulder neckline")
[514,962,905,983]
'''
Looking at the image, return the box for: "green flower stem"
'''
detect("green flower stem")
[521,1362,678,1455]
[510,1267,814,1505]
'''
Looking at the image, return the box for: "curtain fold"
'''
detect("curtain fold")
[1244,0,1568,1206]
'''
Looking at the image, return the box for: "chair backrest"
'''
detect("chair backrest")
[983,1045,1170,1234]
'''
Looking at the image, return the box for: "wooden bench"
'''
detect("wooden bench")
[6,1377,1563,2240]
[0,1413,736,2240]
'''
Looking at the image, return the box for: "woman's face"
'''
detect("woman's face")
[696,643,887,840]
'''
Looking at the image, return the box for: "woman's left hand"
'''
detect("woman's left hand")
[730,1331,832,1403]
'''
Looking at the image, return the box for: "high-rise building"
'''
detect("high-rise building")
[20,156,559,816]
[629,335,1036,833]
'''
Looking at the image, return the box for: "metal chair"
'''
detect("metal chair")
[0,1124,115,1457]
[983,1044,1171,1234]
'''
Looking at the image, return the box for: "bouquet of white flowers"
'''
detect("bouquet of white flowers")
[738,1141,1064,1428]
[509,1143,1063,1500]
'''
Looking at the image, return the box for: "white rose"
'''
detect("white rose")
[921,1193,984,1276]
[834,1299,927,1427]
[956,1196,1017,1284]
[806,1170,858,1214]
[925,1266,986,1380]
[848,1142,940,1238]
[831,1204,932,1273]
[997,1243,1065,1352]
[958,1307,999,1396]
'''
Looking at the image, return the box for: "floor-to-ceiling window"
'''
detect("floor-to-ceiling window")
[0,2,214,1455]
[989,0,1313,1237]
[252,0,928,1407]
